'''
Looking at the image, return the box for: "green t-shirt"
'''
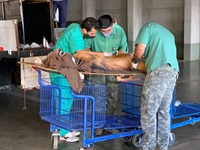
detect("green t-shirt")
[135,22,179,72]
[84,24,128,54]
[54,23,84,55]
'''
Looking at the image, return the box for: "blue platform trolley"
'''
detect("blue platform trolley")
[37,70,146,150]
[37,68,200,150]
[38,70,107,149]
[119,79,200,147]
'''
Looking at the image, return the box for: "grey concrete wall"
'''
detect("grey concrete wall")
[0,0,186,59]
[96,0,127,33]
[142,0,184,59]
[0,0,21,21]
[65,0,186,58]
[67,0,82,21]
[67,0,127,32]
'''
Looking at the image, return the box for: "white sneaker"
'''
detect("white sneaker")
[60,136,79,142]
[64,131,80,138]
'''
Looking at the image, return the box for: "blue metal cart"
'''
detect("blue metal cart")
[38,70,143,150]
[37,70,200,150]
[119,79,200,147]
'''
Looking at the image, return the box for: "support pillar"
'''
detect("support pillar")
[127,0,142,53]
[82,0,96,19]
[184,0,200,60]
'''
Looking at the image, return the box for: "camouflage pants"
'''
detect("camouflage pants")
[141,64,178,150]
[85,75,119,115]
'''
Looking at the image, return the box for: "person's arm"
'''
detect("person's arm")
[69,35,85,54]
[83,37,104,56]
[133,43,146,62]
[118,28,129,54]
[84,37,92,50]
[132,23,150,62]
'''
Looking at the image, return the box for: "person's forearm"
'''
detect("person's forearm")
[76,49,104,57]
[134,48,144,59]
[118,50,126,55]
[133,43,146,63]
[84,48,92,51]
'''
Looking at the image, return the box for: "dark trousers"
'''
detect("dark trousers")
[85,75,119,115]
[53,0,68,27]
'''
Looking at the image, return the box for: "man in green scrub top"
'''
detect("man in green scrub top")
[50,17,99,142]
[133,22,179,150]
[84,14,129,135]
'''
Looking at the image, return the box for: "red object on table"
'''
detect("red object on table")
[0,47,3,51]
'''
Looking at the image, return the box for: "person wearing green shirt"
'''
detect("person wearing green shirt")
[50,17,99,142]
[133,22,179,150]
[84,14,129,135]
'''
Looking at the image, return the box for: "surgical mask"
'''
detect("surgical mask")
[101,29,113,38]
[85,34,95,38]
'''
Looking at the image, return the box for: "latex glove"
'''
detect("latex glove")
[132,63,138,69]
[104,52,113,56]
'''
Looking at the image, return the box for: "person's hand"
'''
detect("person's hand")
[118,50,125,55]
[95,52,104,57]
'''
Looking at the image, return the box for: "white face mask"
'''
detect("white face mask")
[101,29,113,38]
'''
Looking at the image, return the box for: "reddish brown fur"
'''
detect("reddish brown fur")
[74,50,133,71]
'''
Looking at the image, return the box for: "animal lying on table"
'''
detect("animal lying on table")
[73,50,146,73]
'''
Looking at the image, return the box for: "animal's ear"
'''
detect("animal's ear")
[130,53,134,58]
[137,61,146,73]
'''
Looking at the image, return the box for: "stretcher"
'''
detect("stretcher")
[18,62,145,150]
[19,62,200,150]
[18,62,144,77]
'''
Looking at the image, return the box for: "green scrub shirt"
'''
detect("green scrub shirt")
[135,22,179,73]
[84,24,128,54]
[54,23,84,54]
[51,23,84,136]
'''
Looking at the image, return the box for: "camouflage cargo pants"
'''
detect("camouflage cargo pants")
[85,75,119,115]
[141,64,178,150]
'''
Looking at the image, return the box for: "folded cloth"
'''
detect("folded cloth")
[42,49,103,92]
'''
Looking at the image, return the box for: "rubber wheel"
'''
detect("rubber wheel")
[189,116,196,125]
[132,134,143,148]
[123,135,133,142]
[120,129,133,142]
[80,147,93,150]
[168,133,175,146]
[52,136,59,149]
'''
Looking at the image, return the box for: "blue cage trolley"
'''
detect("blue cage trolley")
[37,70,200,150]
[119,79,200,147]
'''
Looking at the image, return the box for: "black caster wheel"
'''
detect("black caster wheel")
[52,135,59,149]
[168,132,175,146]
[120,129,133,142]
[132,134,143,148]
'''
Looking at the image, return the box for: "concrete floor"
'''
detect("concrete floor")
[0,60,200,150]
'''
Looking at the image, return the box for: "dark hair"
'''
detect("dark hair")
[81,17,99,32]
[98,14,113,29]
